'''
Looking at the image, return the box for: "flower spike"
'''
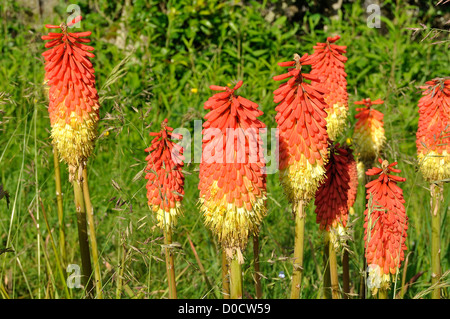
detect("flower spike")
[416,78,450,182]
[145,119,185,232]
[310,35,349,141]
[274,53,329,203]
[315,143,358,235]
[199,81,267,256]
[41,15,99,181]
[353,98,386,166]
[364,159,408,294]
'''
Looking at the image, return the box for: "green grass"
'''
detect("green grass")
[0,0,449,299]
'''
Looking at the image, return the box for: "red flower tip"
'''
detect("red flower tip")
[233,80,243,91]
[365,159,405,182]
[327,35,341,43]
[354,98,384,109]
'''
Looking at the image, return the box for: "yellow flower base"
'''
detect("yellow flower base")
[280,154,327,203]
[325,103,348,141]
[51,111,98,169]
[418,150,450,182]
[152,202,183,232]
[200,180,267,251]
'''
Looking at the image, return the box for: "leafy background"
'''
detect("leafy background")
[0,0,448,299]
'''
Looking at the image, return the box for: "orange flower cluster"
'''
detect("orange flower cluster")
[314,143,358,233]
[199,81,267,254]
[364,159,408,290]
[353,98,385,165]
[274,53,329,202]
[416,78,450,182]
[145,119,185,232]
[310,35,348,141]
[41,16,100,180]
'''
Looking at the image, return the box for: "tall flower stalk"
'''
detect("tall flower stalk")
[416,78,449,299]
[42,16,101,297]
[145,119,185,299]
[273,53,329,298]
[353,97,386,297]
[364,159,408,298]
[314,143,358,298]
[199,81,267,299]
[310,35,348,141]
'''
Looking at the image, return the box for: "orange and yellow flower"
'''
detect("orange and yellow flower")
[41,16,99,180]
[198,81,267,255]
[310,35,348,141]
[145,119,185,232]
[416,78,450,182]
[353,98,385,165]
[274,53,329,203]
[314,143,358,238]
[364,159,408,292]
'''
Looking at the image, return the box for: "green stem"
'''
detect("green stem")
[164,229,177,299]
[253,235,262,299]
[342,247,350,299]
[222,250,230,299]
[82,167,103,299]
[329,237,340,299]
[323,236,331,299]
[53,148,67,268]
[430,183,442,299]
[72,178,94,298]
[290,200,305,299]
[230,254,243,299]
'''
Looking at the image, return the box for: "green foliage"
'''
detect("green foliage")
[0,0,448,299]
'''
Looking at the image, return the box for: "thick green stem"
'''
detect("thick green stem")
[329,238,340,299]
[342,247,350,299]
[53,148,66,266]
[253,235,262,299]
[230,255,243,299]
[72,179,94,298]
[290,200,305,299]
[82,167,102,299]
[430,183,442,299]
[323,236,331,299]
[164,229,177,299]
[222,250,230,299]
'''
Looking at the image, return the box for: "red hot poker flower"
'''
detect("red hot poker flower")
[145,119,185,232]
[41,16,99,180]
[315,143,358,232]
[353,98,385,165]
[199,81,267,255]
[310,35,349,141]
[416,78,450,182]
[274,53,329,203]
[364,159,408,292]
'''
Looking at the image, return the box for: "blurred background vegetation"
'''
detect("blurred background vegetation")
[0,0,449,299]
